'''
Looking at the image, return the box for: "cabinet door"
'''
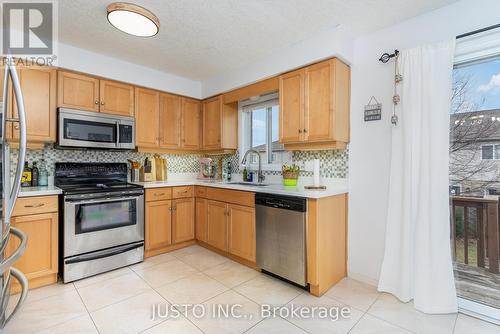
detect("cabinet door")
[145,200,172,252]
[195,197,207,242]
[279,68,305,143]
[12,68,56,143]
[172,198,195,243]
[135,88,159,148]
[57,71,100,112]
[99,80,134,116]
[202,96,222,150]
[159,93,181,149]
[228,204,256,262]
[181,98,201,150]
[207,200,227,251]
[304,60,334,142]
[7,213,58,282]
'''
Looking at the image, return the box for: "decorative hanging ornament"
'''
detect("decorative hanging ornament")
[392,94,400,105]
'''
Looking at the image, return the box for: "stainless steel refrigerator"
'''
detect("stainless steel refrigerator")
[0,58,28,328]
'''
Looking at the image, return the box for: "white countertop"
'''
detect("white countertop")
[19,186,63,197]
[133,179,348,199]
[15,178,348,199]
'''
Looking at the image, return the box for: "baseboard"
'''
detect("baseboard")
[347,270,379,287]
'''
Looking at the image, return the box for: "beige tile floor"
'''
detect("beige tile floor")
[4,245,500,334]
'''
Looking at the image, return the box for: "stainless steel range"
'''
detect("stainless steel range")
[55,163,144,283]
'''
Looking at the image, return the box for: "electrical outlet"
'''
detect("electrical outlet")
[294,161,306,171]
[304,160,314,172]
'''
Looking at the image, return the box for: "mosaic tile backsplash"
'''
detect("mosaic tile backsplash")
[10,145,348,179]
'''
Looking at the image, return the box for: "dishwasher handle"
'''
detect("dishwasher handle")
[255,193,306,212]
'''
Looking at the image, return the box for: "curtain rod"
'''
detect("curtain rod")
[457,23,500,39]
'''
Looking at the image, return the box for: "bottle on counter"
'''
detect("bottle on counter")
[31,162,39,187]
[38,159,48,186]
[242,167,248,182]
[227,161,232,182]
[21,161,32,187]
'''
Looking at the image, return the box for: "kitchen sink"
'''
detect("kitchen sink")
[229,182,269,187]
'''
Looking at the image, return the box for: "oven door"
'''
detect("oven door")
[64,192,144,257]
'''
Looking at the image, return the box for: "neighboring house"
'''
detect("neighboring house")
[450,108,500,196]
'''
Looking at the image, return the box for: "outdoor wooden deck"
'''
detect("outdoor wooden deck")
[454,262,500,308]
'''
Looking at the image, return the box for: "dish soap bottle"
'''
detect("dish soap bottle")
[21,161,32,187]
[242,167,248,182]
[32,162,39,186]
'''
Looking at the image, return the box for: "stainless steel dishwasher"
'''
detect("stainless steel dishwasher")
[256,193,307,287]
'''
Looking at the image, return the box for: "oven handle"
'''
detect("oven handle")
[65,194,143,204]
[65,241,144,265]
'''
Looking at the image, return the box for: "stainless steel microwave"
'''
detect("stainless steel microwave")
[58,108,135,150]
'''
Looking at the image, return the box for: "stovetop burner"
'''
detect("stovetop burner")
[55,162,143,195]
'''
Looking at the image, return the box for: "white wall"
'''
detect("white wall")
[57,43,202,98]
[349,0,500,284]
[201,25,355,97]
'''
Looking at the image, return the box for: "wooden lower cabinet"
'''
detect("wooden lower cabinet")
[204,199,256,262]
[195,197,207,242]
[7,196,59,292]
[206,200,228,251]
[172,198,195,243]
[145,199,172,253]
[227,204,255,262]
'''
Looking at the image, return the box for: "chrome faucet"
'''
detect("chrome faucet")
[241,149,265,183]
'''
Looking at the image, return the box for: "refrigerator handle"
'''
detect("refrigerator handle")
[2,267,28,325]
[5,60,27,221]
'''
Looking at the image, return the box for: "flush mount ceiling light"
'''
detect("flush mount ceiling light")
[107,2,159,37]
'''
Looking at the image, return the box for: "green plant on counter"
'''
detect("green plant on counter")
[282,164,300,186]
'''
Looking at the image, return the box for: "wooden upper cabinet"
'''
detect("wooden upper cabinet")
[57,71,100,112]
[279,68,305,143]
[207,200,228,251]
[135,88,160,148]
[279,58,350,145]
[202,96,222,149]
[227,204,256,262]
[172,198,195,243]
[99,80,134,116]
[181,98,201,150]
[11,68,56,143]
[159,93,181,149]
[202,95,237,151]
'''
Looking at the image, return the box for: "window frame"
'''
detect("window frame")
[238,93,290,171]
[480,144,500,160]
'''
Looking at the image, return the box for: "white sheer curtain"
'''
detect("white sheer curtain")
[378,40,458,314]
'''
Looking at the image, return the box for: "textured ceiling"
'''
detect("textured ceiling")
[58,0,457,80]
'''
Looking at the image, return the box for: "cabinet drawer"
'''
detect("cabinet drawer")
[13,196,58,216]
[205,188,255,207]
[172,186,193,199]
[195,186,207,198]
[145,188,172,202]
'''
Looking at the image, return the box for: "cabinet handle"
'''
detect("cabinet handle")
[94,100,99,105]
[15,124,19,130]
[298,129,302,133]
[100,101,105,105]
[24,203,45,208]
[303,129,307,133]
[154,193,165,196]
